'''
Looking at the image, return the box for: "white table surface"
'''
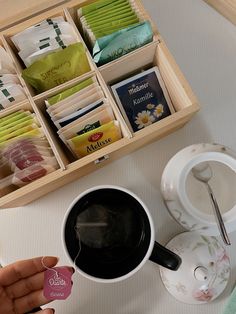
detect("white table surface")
[1,0,236,313]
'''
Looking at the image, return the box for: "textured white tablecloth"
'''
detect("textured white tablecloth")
[1,0,236,313]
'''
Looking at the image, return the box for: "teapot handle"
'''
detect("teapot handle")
[149,241,181,271]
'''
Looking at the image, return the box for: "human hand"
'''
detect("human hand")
[0,256,73,314]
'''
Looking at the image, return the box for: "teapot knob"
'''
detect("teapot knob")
[194,266,209,281]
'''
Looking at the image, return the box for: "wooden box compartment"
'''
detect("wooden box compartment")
[0,0,199,208]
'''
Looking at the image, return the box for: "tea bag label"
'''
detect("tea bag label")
[44,267,72,300]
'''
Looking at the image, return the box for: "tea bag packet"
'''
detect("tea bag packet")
[67,120,121,158]
[0,159,58,188]
[0,111,31,128]
[21,35,78,67]
[111,66,174,132]
[0,85,27,110]
[22,43,91,93]
[46,77,95,106]
[0,74,20,87]
[12,17,78,66]
[93,21,153,65]
[0,47,16,74]
[48,85,103,117]
[78,0,152,61]
[53,98,104,129]
[57,101,110,137]
[59,105,115,142]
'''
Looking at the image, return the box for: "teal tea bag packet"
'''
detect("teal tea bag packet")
[93,21,153,65]
[22,43,91,93]
[46,77,95,106]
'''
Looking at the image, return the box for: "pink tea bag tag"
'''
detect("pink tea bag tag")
[43,267,72,300]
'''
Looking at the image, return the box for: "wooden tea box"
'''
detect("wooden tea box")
[204,0,236,25]
[0,0,200,208]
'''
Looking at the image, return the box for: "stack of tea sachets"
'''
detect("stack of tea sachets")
[11,17,91,93]
[46,77,121,158]
[11,17,78,67]
[78,0,153,65]
[0,110,58,194]
[0,47,27,110]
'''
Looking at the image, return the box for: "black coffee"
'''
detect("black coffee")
[64,188,151,279]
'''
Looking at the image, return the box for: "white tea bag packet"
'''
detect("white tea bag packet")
[54,98,104,129]
[12,19,76,50]
[59,105,115,141]
[57,101,110,134]
[0,84,27,109]
[50,90,104,120]
[47,81,99,114]
[0,74,20,86]
[0,47,16,74]
[47,85,102,116]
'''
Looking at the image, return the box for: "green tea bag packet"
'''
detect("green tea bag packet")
[0,115,35,132]
[0,128,44,149]
[59,105,115,141]
[67,120,121,158]
[0,47,16,74]
[0,111,30,128]
[0,74,20,87]
[85,11,138,30]
[78,0,123,17]
[87,18,140,45]
[22,43,91,93]
[47,85,102,116]
[46,81,99,112]
[0,84,27,110]
[0,116,37,136]
[0,123,39,143]
[81,1,133,24]
[46,77,95,106]
[93,21,153,65]
[57,101,110,133]
[51,90,104,121]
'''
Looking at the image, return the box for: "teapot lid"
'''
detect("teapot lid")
[160,232,230,304]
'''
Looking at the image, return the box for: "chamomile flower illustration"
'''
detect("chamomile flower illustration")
[154,104,164,118]
[146,103,155,110]
[135,111,155,129]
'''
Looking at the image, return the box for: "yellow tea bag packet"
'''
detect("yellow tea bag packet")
[22,43,91,93]
[68,120,121,158]
[59,105,115,141]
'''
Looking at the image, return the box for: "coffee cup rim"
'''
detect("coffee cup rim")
[61,185,155,283]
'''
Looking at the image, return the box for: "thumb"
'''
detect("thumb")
[31,309,55,314]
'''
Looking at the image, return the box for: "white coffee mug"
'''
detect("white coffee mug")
[62,185,181,283]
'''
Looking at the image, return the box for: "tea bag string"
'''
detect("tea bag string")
[41,256,59,277]
[73,225,82,268]
[73,222,108,268]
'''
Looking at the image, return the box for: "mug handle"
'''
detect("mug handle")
[149,241,181,271]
